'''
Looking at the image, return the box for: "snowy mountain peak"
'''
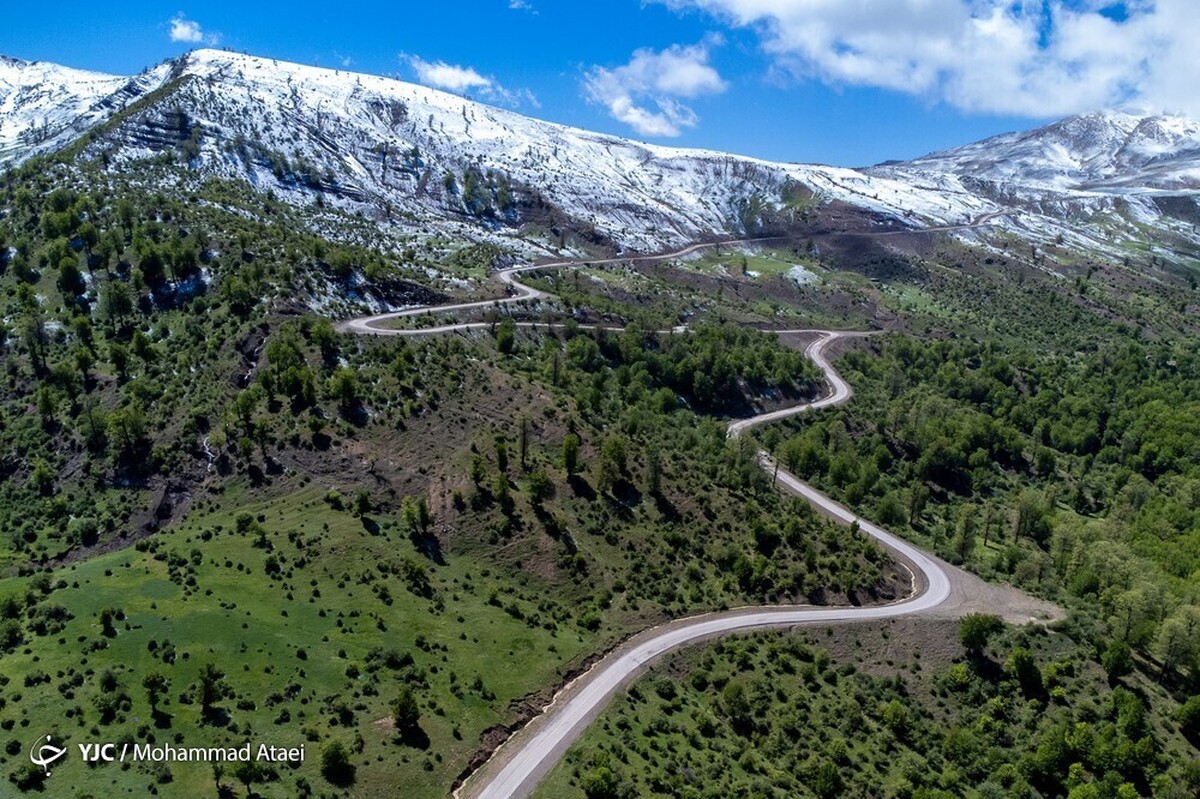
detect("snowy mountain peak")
[0,53,167,165]
[0,52,125,99]
[892,109,1200,192]
[1,49,1198,260]
[43,47,985,252]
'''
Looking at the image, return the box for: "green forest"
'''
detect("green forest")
[766,335,1200,689]
[0,156,902,796]
[539,617,1200,798]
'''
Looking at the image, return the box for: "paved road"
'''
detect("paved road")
[336,213,1007,337]
[335,236,789,336]
[458,332,949,799]
[335,231,1006,799]
[725,330,860,437]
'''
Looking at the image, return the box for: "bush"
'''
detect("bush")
[1101,640,1134,682]
[579,765,623,799]
[392,686,420,733]
[9,762,45,791]
[958,613,1003,655]
[1007,647,1043,697]
[1178,695,1200,743]
[319,740,354,785]
[528,470,552,504]
[495,317,516,354]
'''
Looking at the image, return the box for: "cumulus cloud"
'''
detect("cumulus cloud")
[508,0,536,12]
[658,0,1200,117]
[405,55,537,108]
[408,56,492,93]
[168,14,219,46]
[584,40,728,137]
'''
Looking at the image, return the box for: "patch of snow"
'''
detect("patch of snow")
[786,265,819,285]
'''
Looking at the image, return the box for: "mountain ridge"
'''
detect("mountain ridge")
[0,54,167,164]
[2,48,1199,260]
[888,109,1200,193]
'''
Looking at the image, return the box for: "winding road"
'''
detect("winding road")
[336,237,787,336]
[336,232,1049,799]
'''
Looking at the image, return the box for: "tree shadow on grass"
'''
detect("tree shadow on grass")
[201,707,231,728]
[323,764,356,789]
[341,405,369,428]
[568,474,596,501]
[532,505,560,539]
[612,479,642,508]
[653,492,680,521]
[412,534,446,566]
[966,654,1005,684]
[470,488,493,511]
[395,725,431,750]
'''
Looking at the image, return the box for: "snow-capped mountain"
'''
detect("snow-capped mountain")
[44,49,993,251]
[0,50,1002,252]
[884,110,1200,193]
[1,49,1198,260]
[0,55,169,165]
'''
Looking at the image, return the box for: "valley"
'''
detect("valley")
[0,43,1197,799]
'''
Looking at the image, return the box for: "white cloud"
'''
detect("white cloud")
[168,14,220,46]
[584,41,728,137]
[169,17,203,43]
[658,0,1200,117]
[404,55,537,108]
[509,0,536,12]
[409,57,492,93]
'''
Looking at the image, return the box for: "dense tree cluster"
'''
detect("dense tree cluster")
[552,623,1198,798]
[775,335,1200,687]
[545,322,820,418]
[0,163,427,562]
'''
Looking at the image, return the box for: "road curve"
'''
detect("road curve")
[461,332,949,799]
[335,236,790,336]
[725,330,860,438]
[337,213,1006,337]
[335,240,963,799]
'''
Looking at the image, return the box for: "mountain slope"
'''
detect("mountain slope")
[887,110,1200,193]
[0,54,169,164]
[1,50,999,252]
[1,49,1199,262]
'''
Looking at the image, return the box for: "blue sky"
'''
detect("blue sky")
[2,1,1192,167]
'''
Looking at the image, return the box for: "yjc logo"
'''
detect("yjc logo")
[29,734,66,776]
[77,743,119,762]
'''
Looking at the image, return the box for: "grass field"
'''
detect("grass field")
[0,484,597,797]
[0,318,889,797]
